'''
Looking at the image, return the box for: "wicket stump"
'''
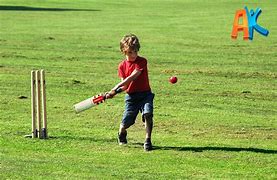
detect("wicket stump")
[31,70,48,139]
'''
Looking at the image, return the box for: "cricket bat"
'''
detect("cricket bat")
[73,88,123,113]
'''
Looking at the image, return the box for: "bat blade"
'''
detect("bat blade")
[73,94,105,113]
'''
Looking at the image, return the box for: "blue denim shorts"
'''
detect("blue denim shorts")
[121,91,155,128]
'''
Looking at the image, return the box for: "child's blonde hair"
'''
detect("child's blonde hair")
[120,34,140,53]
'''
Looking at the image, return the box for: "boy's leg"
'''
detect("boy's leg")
[118,124,128,145]
[144,113,153,139]
[141,92,155,151]
[118,94,139,145]
[143,113,153,151]
[119,124,127,134]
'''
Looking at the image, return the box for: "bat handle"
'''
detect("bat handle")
[92,95,105,104]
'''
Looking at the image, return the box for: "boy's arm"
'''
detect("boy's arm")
[113,69,141,91]
[106,69,142,98]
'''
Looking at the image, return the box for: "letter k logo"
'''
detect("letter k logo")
[245,6,269,40]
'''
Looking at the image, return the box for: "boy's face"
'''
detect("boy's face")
[125,50,138,61]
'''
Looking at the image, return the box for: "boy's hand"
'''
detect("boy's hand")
[104,92,113,99]
[105,90,116,99]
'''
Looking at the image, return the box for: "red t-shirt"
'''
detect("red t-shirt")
[118,56,151,94]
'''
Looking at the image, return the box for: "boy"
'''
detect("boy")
[106,34,155,151]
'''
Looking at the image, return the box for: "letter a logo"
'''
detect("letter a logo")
[231,9,249,40]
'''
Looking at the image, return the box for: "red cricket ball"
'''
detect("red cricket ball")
[169,76,178,84]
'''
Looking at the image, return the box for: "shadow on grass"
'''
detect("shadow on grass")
[0,5,100,11]
[27,134,276,154]
[132,143,276,154]
[152,146,277,154]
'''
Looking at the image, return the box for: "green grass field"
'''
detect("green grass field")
[1,0,276,179]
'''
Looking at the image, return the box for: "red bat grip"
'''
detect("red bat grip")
[92,95,105,104]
